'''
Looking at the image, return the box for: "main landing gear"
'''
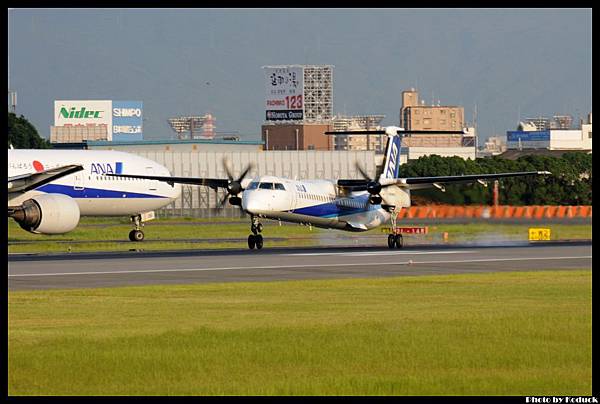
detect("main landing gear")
[248,215,264,250]
[129,214,145,242]
[387,207,403,249]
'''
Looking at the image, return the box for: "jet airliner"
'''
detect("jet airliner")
[107,126,550,249]
[8,149,181,240]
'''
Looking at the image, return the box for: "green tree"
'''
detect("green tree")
[8,112,51,149]
[398,152,592,205]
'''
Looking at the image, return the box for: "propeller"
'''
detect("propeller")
[355,161,386,205]
[218,158,255,208]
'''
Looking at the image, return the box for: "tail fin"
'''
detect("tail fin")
[381,132,402,179]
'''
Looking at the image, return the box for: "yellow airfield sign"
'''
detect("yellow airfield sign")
[528,228,551,241]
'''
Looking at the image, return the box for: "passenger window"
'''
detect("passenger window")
[259,182,274,190]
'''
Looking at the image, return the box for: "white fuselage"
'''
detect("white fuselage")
[8,149,181,216]
[241,175,391,232]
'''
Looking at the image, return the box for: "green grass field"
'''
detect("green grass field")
[8,270,592,396]
[8,216,592,254]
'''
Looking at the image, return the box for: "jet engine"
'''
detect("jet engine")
[9,193,80,234]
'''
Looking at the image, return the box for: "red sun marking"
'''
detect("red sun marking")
[33,160,44,172]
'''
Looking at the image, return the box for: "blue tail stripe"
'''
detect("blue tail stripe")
[383,135,402,179]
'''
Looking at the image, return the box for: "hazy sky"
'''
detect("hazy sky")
[8,8,592,142]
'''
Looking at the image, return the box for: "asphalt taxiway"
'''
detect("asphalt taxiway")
[7,241,592,290]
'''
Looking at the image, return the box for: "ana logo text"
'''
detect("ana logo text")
[90,162,123,175]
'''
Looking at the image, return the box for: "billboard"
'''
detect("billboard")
[112,101,143,141]
[264,66,304,121]
[54,100,144,142]
[506,130,550,142]
[54,100,112,139]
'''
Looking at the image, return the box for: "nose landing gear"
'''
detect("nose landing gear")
[248,215,264,249]
[129,214,145,242]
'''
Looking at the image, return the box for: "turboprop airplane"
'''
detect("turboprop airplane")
[106,126,550,249]
[8,149,181,240]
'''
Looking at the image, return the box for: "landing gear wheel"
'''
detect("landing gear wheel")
[248,235,256,249]
[129,229,144,242]
[394,234,403,249]
[255,234,263,249]
[387,234,395,249]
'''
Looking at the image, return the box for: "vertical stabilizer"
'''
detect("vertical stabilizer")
[380,127,403,180]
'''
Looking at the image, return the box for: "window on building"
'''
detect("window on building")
[589,131,592,138]
[308,145,315,150]
[414,109,419,115]
[439,119,446,125]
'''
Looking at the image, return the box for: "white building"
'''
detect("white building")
[507,113,592,151]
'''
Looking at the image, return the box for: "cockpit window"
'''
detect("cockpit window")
[247,182,259,190]
[274,183,286,191]
[259,182,274,190]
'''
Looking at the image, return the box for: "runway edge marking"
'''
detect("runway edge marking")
[8,255,592,277]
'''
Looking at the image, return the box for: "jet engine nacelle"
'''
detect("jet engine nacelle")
[10,193,80,234]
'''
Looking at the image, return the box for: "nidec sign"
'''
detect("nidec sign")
[54,100,113,139]
[54,100,144,142]
[59,106,103,119]
[264,66,304,121]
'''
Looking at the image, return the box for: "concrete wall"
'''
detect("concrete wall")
[406,146,476,160]
[88,141,263,153]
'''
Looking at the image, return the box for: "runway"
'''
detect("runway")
[8,241,592,290]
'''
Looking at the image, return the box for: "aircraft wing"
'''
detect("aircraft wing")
[337,171,551,191]
[105,173,229,190]
[8,164,84,194]
[396,171,551,190]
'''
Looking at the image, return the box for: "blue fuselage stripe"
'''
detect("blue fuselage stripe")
[37,183,166,199]
[291,195,376,218]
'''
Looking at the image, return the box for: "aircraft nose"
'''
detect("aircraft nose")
[242,191,260,213]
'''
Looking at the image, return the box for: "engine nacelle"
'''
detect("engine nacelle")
[10,193,80,234]
[380,186,411,209]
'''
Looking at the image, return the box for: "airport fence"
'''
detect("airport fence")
[155,205,592,220]
[397,205,592,220]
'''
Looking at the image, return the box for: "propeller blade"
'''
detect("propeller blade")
[218,192,229,209]
[355,162,372,181]
[222,157,234,181]
[236,163,254,183]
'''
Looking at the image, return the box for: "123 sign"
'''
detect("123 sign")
[265,66,304,121]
